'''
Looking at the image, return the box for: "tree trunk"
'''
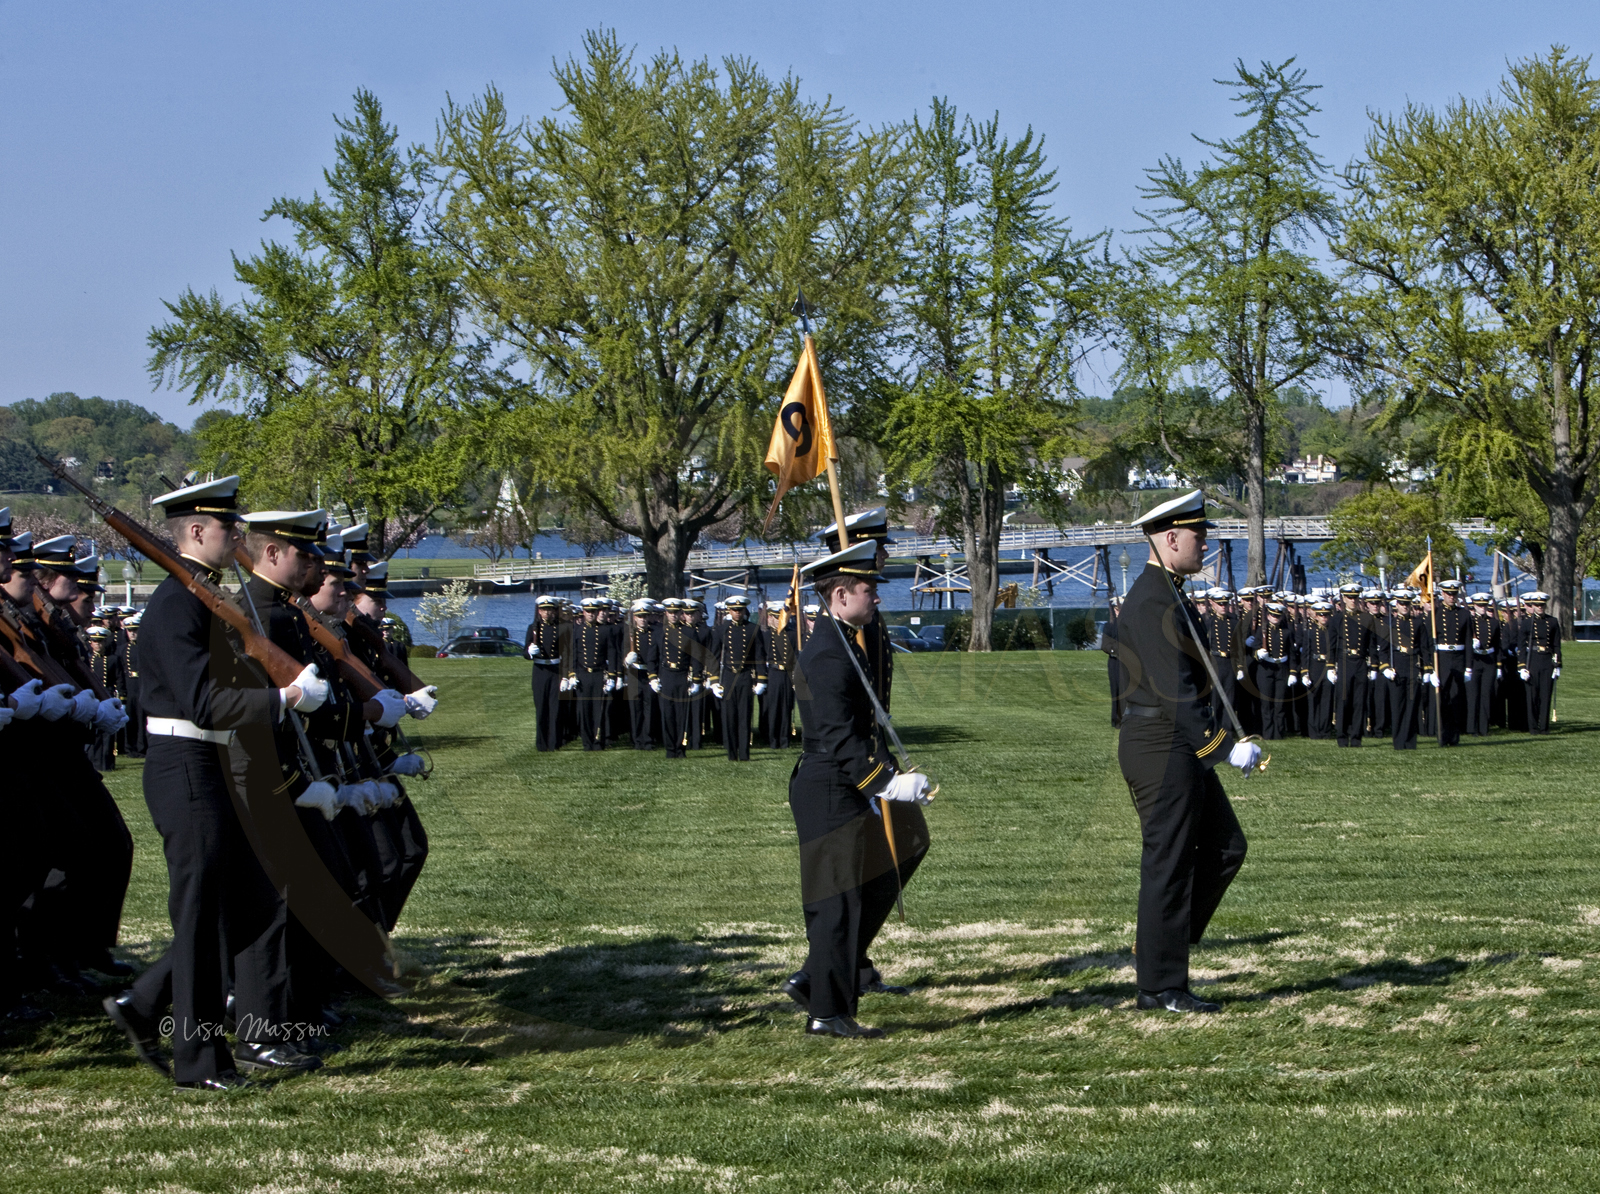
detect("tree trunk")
[1244,399,1267,587]
[638,518,695,599]
[966,460,1005,652]
[1541,478,1588,637]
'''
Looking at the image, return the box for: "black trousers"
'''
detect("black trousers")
[1307,671,1333,739]
[789,758,929,1020]
[688,687,706,749]
[1526,656,1557,733]
[1391,668,1421,750]
[627,673,657,749]
[721,673,753,761]
[371,793,429,931]
[1257,660,1289,740]
[1465,656,1495,736]
[1118,718,1247,993]
[576,671,607,750]
[28,755,135,969]
[1210,657,1238,733]
[763,670,796,746]
[1435,652,1467,746]
[1335,665,1368,746]
[1369,666,1391,736]
[531,664,563,751]
[127,739,287,1083]
[1,783,50,1002]
[658,671,691,758]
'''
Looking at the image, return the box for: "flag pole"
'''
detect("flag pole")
[795,290,852,554]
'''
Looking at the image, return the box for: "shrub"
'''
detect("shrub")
[942,612,1053,651]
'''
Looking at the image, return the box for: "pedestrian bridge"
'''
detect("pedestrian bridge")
[472,516,1496,583]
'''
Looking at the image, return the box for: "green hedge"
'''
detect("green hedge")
[942,611,1054,651]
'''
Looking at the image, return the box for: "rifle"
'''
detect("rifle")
[31,589,113,699]
[0,600,82,689]
[344,611,424,692]
[34,454,306,689]
[0,621,49,690]
[298,600,384,700]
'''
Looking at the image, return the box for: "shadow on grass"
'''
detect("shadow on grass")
[892,725,980,746]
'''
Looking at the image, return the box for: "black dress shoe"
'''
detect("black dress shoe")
[102,994,170,1076]
[1135,988,1221,1013]
[234,1041,323,1074]
[81,953,136,981]
[4,998,53,1024]
[175,1071,253,1092]
[857,965,909,996]
[781,971,811,1012]
[806,1015,885,1039]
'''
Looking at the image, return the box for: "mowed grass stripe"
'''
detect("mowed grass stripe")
[3,649,1599,1191]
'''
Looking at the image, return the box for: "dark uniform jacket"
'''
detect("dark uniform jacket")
[795,615,894,794]
[1116,562,1235,769]
[765,620,799,676]
[1388,609,1431,668]
[1520,613,1562,667]
[566,619,618,679]
[645,621,703,683]
[1430,603,1471,657]
[1329,606,1371,670]
[523,616,570,665]
[715,618,767,686]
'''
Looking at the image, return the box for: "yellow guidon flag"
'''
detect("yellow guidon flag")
[1405,550,1434,604]
[762,334,837,533]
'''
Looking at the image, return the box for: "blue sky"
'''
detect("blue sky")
[3,1,1595,425]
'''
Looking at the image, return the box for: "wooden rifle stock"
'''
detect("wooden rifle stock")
[35,454,305,689]
[298,602,384,700]
[344,612,424,692]
[0,607,74,688]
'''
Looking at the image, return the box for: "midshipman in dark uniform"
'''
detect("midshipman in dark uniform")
[1465,592,1500,737]
[1429,580,1470,746]
[781,540,931,1039]
[1117,490,1256,1014]
[1519,592,1561,734]
[761,600,799,747]
[1329,583,1371,747]
[710,595,766,761]
[645,599,704,759]
[524,594,569,751]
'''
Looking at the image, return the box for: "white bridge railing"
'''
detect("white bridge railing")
[473,517,1495,582]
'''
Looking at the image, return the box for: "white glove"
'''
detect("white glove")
[710,682,725,700]
[1382,667,1396,681]
[1464,668,1473,680]
[526,642,540,658]
[288,663,329,713]
[649,677,662,694]
[1367,669,1376,681]
[39,683,75,721]
[70,688,101,723]
[753,682,767,695]
[372,780,400,809]
[1326,669,1337,684]
[372,688,406,728]
[878,771,933,805]
[1472,638,1480,651]
[391,753,426,776]
[94,697,128,734]
[9,679,43,719]
[1254,648,1267,661]
[0,704,13,731]
[1228,740,1262,777]
[1553,667,1561,678]
[404,685,438,718]
[1519,667,1530,681]
[1425,672,1437,687]
[1286,673,1299,687]
[688,682,702,696]
[609,676,623,694]
[294,780,341,821]
[624,650,639,667]
[1235,669,1244,680]
[560,676,576,693]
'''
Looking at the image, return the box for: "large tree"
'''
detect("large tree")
[1335,48,1600,633]
[433,30,918,596]
[1117,60,1342,585]
[148,90,502,556]
[885,98,1103,651]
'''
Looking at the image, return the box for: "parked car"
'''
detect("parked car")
[915,624,947,649]
[886,625,935,652]
[452,626,511,641]
[437,636,525,658]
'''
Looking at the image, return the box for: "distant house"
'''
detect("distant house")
[1272,454,1340,485]
[95,458,116,480]
[1128,467,1180,490]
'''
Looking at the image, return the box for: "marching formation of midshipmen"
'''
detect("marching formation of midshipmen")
[0,475,442,1089]
[516,506,911,762]
[1134,577,1566,749]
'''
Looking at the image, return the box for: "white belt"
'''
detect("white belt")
[147,717,235,745]
[1437,645,1466,652]
[533,657,562,666]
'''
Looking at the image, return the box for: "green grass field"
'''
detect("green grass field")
[5,649,1600,1192]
